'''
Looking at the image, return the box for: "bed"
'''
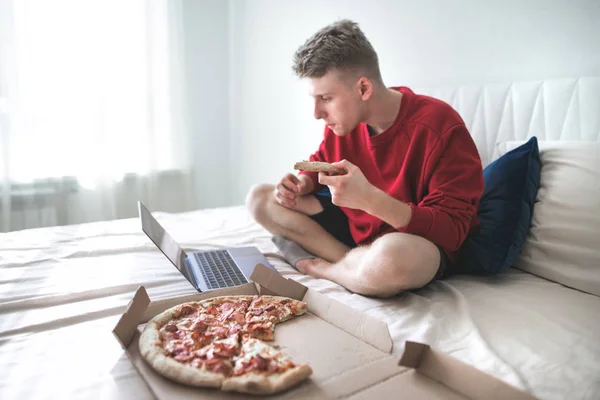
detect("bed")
[1,77,599,400]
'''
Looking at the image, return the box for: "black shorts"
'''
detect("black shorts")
[310,193,450,282]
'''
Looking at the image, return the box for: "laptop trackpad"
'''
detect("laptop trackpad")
[228,247,275,275]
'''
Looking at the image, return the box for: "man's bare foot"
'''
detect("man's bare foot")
[295,258,331,278]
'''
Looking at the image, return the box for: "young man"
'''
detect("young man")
[246,20,484,298]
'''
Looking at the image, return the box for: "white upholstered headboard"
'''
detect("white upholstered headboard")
[416,77,600,167]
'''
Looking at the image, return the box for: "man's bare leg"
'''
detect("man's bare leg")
[245,184,350,263]
[246,184,442,297]
[297,232,441,297]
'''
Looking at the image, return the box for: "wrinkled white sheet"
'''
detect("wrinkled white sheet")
[1,205,599,400]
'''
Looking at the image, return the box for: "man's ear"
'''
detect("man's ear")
[357,77,373,101]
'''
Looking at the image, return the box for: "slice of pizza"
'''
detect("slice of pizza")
[140,302,233,388]
[293,160,345,174]
[154,301,219,353]
[189,333,240,376]
[245,296,308,326]
[221,337,313,395]
[195,295,254,338]
[240,321,276,341]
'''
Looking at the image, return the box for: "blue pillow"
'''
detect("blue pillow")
[456,136,541,275]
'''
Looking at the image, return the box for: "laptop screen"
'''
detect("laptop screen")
[138,201,188,273]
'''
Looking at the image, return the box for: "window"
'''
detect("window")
[0,0,188,188]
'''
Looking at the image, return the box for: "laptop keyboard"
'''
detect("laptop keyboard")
[193,250,248,289]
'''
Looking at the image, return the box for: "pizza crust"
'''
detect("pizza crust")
[221,364,313,395]
[294,161,344,174]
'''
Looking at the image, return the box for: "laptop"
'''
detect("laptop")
[138,201,278,292]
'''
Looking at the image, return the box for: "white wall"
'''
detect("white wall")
[227,0,600,205]
[181,0,232,208]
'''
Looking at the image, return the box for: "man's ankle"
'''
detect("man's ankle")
[271,236,317,270]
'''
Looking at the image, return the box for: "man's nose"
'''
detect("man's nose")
[314,104,325,120]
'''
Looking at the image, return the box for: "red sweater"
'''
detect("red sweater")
[300,87,484,265]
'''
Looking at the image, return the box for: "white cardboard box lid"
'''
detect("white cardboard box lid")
[112,264,537,400]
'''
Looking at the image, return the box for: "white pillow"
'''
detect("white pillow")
[496,140,600,297]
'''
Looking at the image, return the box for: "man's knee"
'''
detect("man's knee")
[245,183,273,222]
[356,233,440,297]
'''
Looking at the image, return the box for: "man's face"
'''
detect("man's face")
[308,71,364,136]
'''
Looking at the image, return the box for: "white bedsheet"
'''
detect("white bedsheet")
[1,206,599,400]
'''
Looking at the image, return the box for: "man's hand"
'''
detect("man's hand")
[274,173,313,209]
[319,159,412,228]
[318,160,376,210]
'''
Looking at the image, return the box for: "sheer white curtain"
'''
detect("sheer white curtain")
[0,0,196,232]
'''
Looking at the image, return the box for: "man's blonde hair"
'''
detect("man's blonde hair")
[293,19,382,83]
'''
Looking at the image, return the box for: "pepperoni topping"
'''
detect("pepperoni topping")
[231,312,246,325]
[234,355,270,376]
[204,358,232,376]
[219,308,235,322]
[205,326,229,339]
[228,324,242,335]
[221,300,247,311]
[249,297,263,309]
[191,320,208,333]
[196,336,238,360]
[251,355,269,371]
[179,304,197,316]
[234,355,295,376]
[247,322,271,331]
[211,343,237,358]
[267,360,279,373]
[167,343,187,356]
[241,323,274,340]
[207,306,219,315]
[197,314,218,325]
[211,362,232,376]
[163,323,178,332]
[173,351,194,362]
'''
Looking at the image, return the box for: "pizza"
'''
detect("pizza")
[293,161,345,174]
[222,336,312,394]
[138,295,311,395]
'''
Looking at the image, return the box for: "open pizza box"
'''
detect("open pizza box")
[113,264,536,399]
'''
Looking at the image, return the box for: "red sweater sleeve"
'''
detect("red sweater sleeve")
[397,124,483,252]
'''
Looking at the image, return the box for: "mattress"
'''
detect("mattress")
[1,205,599,400]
